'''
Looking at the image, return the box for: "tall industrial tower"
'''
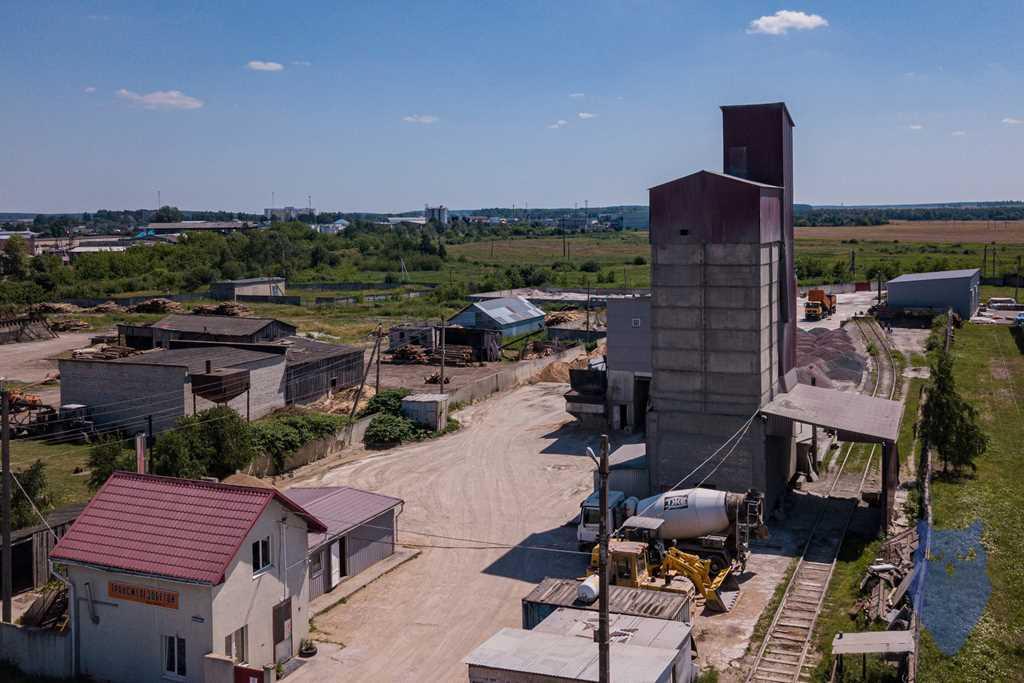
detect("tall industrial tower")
[646,103,797,510]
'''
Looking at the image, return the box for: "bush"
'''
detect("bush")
[251,411,349,474]
[632,255,647,265]
[150,406,255,480]
[87,436,135,490]
[364,414,415,447]
[579,260,601,273]
[359,388,410,417]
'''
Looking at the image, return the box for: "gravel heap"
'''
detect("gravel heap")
[796,327,864,388]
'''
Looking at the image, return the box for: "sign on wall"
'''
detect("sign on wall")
[108,581,180,609]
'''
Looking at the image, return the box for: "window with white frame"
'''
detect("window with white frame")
[224,625,248,664]
[310,550,323,576]
[163,634,186,678]
[252,536,271,575]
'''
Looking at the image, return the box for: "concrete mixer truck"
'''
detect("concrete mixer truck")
[581,488,766,612]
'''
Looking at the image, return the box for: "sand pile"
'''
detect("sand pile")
[796,327,864,387]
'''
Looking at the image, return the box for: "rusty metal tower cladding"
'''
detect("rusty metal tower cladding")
[646,102,797,509]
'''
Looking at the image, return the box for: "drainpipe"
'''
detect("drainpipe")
[49,560,78,677]
[279,518,289,600]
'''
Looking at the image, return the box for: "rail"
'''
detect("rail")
[745,317,899,682]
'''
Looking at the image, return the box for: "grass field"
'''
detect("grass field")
[917,323,1024,680]
[798,220,1024,244]
[10,439,92,511]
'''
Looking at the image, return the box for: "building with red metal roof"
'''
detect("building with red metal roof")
[49,473,327,682]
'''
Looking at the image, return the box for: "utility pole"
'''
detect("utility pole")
[597,435,610,683]
[586,281,592,335]
[983,245,988,278]
[375,324,383,395]
[2,382,11,624]
[1016,256,1021,304]
[439,315,446,389]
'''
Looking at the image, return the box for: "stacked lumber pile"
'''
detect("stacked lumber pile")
[391,344,430,364]
[20,586,68,630]
[36,302,82,314]
[72,344,137,360]
[127,298,184,314]
[191,302,253,317]
[429,344,474,367]
[310,384,376,415]
[90,301,125,314]
[51,319,89,332]
[424,371,452,384]
[545,309,579,326]
[854,527,919,628]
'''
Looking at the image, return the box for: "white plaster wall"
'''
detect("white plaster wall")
[211,499,311,668]
[67,565,212,683]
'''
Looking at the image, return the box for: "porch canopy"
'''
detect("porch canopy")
[760,384,901,444]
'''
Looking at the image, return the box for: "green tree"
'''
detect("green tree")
[12,460,50,530]
[87,437,135,490]
[150,406,255,480]
[0,235,31,279]
[921,348,988,473]
[153,205,183,223]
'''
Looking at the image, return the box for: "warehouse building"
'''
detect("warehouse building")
[209,277,287,300]
[58,337,363,433]
[886,268,981,319]
[49,473,326,682]
[448,295,545,339]
[286,486,404,600]
[119,314,297,350]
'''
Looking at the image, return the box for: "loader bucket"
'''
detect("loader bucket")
[705,567,741,613]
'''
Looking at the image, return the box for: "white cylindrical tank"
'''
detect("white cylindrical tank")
[577,574,600,603]
[635,488,733,540]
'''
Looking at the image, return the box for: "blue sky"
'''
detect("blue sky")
[2,1,1023,213]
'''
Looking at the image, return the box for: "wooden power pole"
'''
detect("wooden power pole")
[1,383,11,623]
[597,435,610,683]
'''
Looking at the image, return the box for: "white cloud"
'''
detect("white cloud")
[577,112,597,119]
[247,60,284,72]
[951,130,967,136]
[1003,117,1023,125]
[747,10,828,35]
[547,119,569,129]
[116,88,204,110]
[402,114,439,124]
[909,124,924,130]
[569,92,585,98]
[83,86,96,93]
[291,60,312,67]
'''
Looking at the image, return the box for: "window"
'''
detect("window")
[310,550,323,576]
[582,506,601,525]
[252,536,271,575]
[225,625,248,664]
[631,317,641,328]
[163,635,186,678]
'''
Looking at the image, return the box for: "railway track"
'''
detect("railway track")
[745,318,898,682]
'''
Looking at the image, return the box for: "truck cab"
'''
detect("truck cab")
[577,490,628,550]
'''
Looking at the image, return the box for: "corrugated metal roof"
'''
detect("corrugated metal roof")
[463,628,676,681]
[285,486,403,549]
[109,345,282,374]
[535,607,691,650]
[609,443,647,470]
[50,473,326,584]
[470,296,545,326]
[831,630,915,656]
[523,577,690,622]
[150,314,293,336]
[216,277,285,285]
[761,383,901,443]
[283,336,362,366]
[888,268,980,284]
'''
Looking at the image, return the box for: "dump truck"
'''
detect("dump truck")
[582,488,766,612]
[804,288,837,321]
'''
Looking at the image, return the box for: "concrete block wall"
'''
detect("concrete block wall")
[190,356,286,420]
[59,359,188,434]
[648,240,793,507]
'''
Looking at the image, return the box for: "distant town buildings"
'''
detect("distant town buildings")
[265,206,314,221]
[425,205,450,225]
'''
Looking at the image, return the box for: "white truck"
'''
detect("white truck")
[576,490,634,551]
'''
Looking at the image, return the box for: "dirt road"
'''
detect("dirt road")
[284,382,602,682]
[0,332,99,404]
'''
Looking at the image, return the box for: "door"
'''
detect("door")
[330,539,342,587]
[272,597,292,663]
[234,665,262,683]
